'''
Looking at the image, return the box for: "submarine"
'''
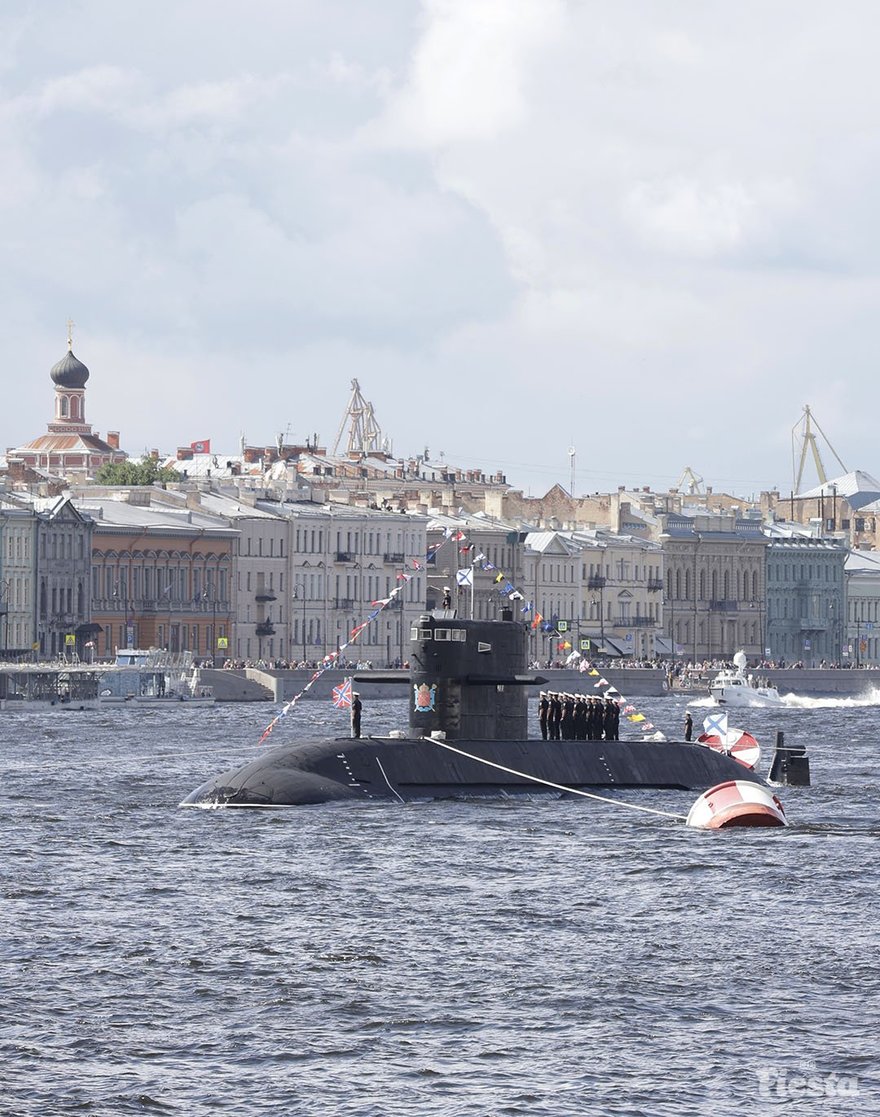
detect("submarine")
[181,611,772,809]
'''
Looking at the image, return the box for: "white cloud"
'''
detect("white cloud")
[622,176,800,260]
[378,0,565,145]
[30,64,138,116]
[4,0,880,495]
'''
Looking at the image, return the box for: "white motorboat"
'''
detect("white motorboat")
[708,651,783,707]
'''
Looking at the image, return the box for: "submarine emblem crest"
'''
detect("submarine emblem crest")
[413,683,437,712]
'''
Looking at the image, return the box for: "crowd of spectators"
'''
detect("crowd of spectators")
[218,657,408,672]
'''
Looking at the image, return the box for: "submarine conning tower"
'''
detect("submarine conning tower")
[408,611,544,741]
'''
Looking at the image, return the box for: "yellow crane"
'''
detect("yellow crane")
[332,378,389,457]
[792,405,847,494]
[674,466,704,495]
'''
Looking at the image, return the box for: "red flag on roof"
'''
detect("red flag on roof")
[191,439,211,454]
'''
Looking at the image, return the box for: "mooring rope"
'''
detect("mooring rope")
[429,738,687,821]
[375,757,406,804]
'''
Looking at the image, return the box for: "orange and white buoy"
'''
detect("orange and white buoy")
[686,780,787,829]
[697,728,761,770]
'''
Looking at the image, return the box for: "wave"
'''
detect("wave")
[689,686,880,710]
[779,687,880,709]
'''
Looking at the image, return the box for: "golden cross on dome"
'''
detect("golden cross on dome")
[66,318,75,350]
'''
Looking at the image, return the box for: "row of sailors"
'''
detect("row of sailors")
[538,692,621,741]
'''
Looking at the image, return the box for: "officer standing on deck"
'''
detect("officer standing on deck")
[610,698,620,741]
[683,711,693,742]
[586,697,597,740]
[573,695,587,740]
[538,692,550,740]
[351,693,363,738]
[548,692,562,740]
[603,697,616,741]
[561,693,576,739]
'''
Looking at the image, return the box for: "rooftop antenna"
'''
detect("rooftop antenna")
[332,378,386,457]
[792,405,847,493]
[568,444,576,497]
[276,423,291,454]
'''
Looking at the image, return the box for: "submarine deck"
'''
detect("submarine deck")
[182,734,765,808]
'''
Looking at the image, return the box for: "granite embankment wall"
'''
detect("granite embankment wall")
[763,669,880,697]
[202,668,669,702]
[199,666,880,703]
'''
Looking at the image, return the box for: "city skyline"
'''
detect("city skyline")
[3,2,880,497]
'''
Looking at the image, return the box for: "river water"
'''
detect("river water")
[2,693,878,1116]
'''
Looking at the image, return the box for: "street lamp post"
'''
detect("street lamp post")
[828,599,836,667]
[293,583,306,664]
[667,595,675,659]
[0,579,9,659]
[588,572,605,650]
[748,600,763,662]
[692,534,700,663]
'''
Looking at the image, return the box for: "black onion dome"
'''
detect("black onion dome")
[50,349,90,388]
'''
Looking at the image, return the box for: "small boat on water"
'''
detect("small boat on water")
[99,649,214,704]
[0,665,101,711]
[183,613,778,809]
[709,651,783,707]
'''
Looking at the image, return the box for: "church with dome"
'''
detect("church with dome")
[7,331,128,476]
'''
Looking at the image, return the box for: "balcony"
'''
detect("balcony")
[336,551,354,563]
[647,579,664,592]
[383,552,405,564]
[255,621,276,637]
[334,598,356,610]
[587,575,606,590]
[255,592,277,602]
[709,600,738,612]
[614,616,655,627]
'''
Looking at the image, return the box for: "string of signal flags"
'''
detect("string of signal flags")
[257,526,657,745]
[432,528,658,735]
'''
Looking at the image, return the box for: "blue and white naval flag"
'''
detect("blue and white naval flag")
[456,568,474,587]
[703,711,729,741]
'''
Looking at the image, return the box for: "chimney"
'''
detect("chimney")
[150,448,159,461]
[107,431,120,450]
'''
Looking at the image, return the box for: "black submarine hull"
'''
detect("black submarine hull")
[181,734,766,808]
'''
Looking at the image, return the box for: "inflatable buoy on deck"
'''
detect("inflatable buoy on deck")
[686,780,787,829]
[697,728,761,770]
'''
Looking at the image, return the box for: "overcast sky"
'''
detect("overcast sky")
[2,1,879,498]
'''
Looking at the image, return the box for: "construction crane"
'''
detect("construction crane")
[674,466,704,495]
[792,405,847,494]
[332,379,387,457]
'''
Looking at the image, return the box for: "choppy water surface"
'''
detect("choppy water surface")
[2,695,878,1116]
